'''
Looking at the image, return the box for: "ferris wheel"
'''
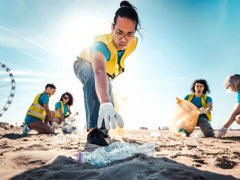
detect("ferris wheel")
[0,62,16,117]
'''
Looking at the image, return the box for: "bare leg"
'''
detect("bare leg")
[29,120,54,134]
[236,114,240,124]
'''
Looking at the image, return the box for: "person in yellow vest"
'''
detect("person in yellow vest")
[23,84,56,135]
[218,74,240,137]
[53,92,73,125]
[73,1,141,146]
[184,79,215,137]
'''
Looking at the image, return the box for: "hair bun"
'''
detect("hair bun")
[120,1,133,8]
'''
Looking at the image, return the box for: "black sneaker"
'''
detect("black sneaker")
[100,128,109,138]
[87,128,108,146]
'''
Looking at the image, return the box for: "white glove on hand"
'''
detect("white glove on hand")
[199,107,208,114]
[97,102,124,129]
[218,127,228,137]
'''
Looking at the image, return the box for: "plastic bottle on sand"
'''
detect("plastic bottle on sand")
[184,138,198,148]
[54,133,65,144]
[76,142,155,167]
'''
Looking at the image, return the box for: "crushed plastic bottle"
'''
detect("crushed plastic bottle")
[191,130,204,138]
[65,112,80,126]
[62,125,77,134]
[184,138,198,148]
[62,112,80,134]
[54,133,65,144]
[76,142,155,167]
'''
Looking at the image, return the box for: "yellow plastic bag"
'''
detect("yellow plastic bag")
[170,97,200,137]
[110,93,126,138]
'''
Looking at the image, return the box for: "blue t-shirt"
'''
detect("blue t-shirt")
[55,101,69,116]
[237,90,240,103]
[184,94,212,119]
[25,93,49,124]
[91,42,125,64]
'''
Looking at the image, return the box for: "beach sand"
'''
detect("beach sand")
[0,125,239,180]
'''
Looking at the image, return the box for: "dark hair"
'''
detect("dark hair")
[190,79,210,95]
[45,83,56,90]
[60,92,73,106]
[113,1,141,34]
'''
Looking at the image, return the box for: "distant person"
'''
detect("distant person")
[218,74,240,137]
[52,92,73,126]
[22,84,56,135]
[73,1,141,146]
[184,79,215,137]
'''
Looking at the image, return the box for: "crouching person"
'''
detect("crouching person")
[23,83,56,135]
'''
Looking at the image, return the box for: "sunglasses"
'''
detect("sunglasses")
[63,96,69,100]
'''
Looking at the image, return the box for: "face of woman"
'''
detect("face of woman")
[194,83,205,94]
[63,95,69,104]
[112,16,136,51]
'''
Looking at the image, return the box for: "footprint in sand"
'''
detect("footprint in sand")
[192,163,202,167]
[193,159,207,164]
[24,144,51,151]
[221,141,234,144]
[215,157,237,169]
[233,152,240,158]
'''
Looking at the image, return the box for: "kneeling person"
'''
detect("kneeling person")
[23,84,56,135]
[184,79,215,137]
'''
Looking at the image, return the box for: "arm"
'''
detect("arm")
[92,51,110,103]
[224,103,240,128]
[92,51,124,129]
[200,100,213,114]
[68,109,72,116]
[57,108,65,122]
[43,103,53,123]
[206,102,213,113]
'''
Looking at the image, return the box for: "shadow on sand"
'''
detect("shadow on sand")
[11,154,237,180]
[1,133,40,140]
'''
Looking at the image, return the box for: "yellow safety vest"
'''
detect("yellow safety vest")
[26,92,48,121]
[187,93,212,122]
[78,33,137,80]
[54,101,70,118]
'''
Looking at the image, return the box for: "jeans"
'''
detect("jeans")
[197,117,214,137]
[73,60,114,131]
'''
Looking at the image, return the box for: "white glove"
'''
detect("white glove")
[97,102,124,129]
[218,127,228,137]
[199,107,208,114]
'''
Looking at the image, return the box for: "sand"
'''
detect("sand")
[0,125,239,180]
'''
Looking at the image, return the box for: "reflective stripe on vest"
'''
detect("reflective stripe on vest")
[27,110,46,119]
[78,33,137,80]
[31,103,45,111]
[187,93,212,122]
[26,92,47,121]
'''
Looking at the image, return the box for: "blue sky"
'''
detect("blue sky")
[0,0,240,130]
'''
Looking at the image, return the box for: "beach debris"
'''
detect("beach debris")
[54,133,65,144]
[184,138,198,148]
[53,112,80,134]
[191,130,204,138]
[77,141,155,167]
